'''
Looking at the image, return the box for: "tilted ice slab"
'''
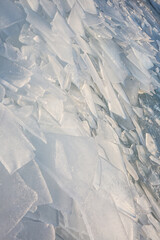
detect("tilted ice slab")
[0,0,160,239]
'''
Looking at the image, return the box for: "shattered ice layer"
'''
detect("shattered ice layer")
[17,218,55,240]
[35,134,98,202]
[0,104,35,174]
[0,0,160,239]
[0,163,37,238]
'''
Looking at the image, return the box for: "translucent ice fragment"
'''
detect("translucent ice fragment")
[18,218,55,240]
[104,77,126,119]
[150,0,160,14]
[98,140,125,173]
[40,0,56,18]
[18,160,52,208]
[124,77,139,106]
[68,2,85,36]
[0,84,5,102]
[78,0,97,14]
[141,183,160,221]
[26,0,39,11]
[3,223,23,240]
[0,168,37,238]
[25,8,72,64]
[67,0,76,8]
[51,11,74,43]
[26,205,59,227]
[0,104,35,174]
[76,36,92,54]
[132,47,154,70]
[81,83,97,117]
[66,200,89,236]
[150,155,160,165]
[147,213,160,233]
[39,165,73,213]
[40,92,64,123]
[125,57,152,92]
[35,134,98,202]
[82,54,107,100]
[55,140,72,180]
[112,83,130,104]
[0,56,31,88]
[142,225,159,240]
[10,105,46,143]
[83,13,103,26]
[100,159,135,217]
[145,133,158,156]
[96,120,119,144]
[125,159,139,181]
[82,189,128,240]
[136,145,148,164]
[0,0,25,29]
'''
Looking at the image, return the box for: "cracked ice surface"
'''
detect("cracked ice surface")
[0,0,160,239]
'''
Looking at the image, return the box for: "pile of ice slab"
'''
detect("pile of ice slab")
[0,0,160,239]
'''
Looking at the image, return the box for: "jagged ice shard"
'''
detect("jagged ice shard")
[0,0,160,239]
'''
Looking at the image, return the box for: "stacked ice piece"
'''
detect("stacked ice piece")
[0,0,160,239]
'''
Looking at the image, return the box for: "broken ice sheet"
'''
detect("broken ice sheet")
[98,139,126,173]
[40,0,57,18]
[39,164,73,214]
[18,160,52,210]
[68,2,85,36]
[0,0,25,29]
[35,134,99,202]
[26,205,59,227]
[8,104,46,143]
[0,84,5,102]
[39,92,64,123]
[146,132,158,156]
[0,163,37,238]
[100,158,135,218]
[142,225,160,240]
[82,189,129,240]
[3,222,23,240]
[0,56,31,88]
[78,0,97,14]
[26,0,39,12]
[17,218,55,240]
[51,11,75,44]
[0,104,35,174]
[81,82,97,118]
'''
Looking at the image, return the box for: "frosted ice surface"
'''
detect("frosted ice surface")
[78,0,97,14]
[40,92,64,122]
[68,2,85,36]
[146,132,158,156]
[0,0,25,29]
[18,218,55,240]
[26,205,59,227]
[82,189,128,240]
[26,0,39,12]
[39,165,73,213]
[0,0,160,239]
[100,159,135,217]
[35,134,98,202]
[81,82,97,117]
[18,160,52,208]
[0,164,37,238]
[0,56,31,88]
[0,84,5,102]
[40,0,57,18]
[3,223,23,240]
[51,12,75,43]
[0,104,34,174]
